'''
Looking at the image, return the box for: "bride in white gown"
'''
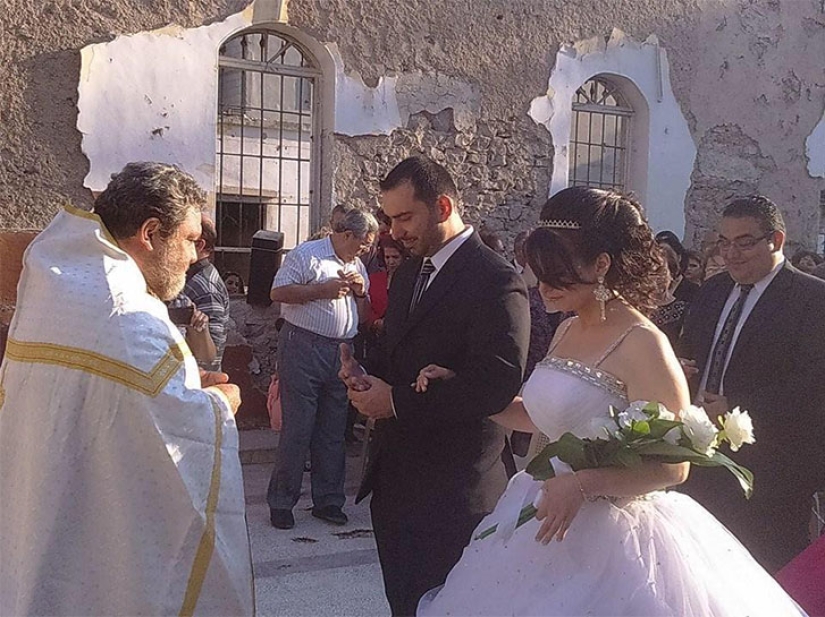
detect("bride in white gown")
[417,187,805,616]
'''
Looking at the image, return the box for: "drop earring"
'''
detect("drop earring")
[593,274,611,322]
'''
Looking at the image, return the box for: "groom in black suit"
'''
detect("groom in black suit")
[678,196,825,572]
[342,156,530,615]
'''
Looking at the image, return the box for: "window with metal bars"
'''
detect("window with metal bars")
[215,29,320,282]
[569,77,633,191]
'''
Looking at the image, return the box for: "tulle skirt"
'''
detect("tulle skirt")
[418,471,806,616]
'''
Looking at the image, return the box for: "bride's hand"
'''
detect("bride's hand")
[534,474,585,544]
[414,364,456,393]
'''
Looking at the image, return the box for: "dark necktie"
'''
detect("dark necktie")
[408,258,436,316]
[704,283,754,394]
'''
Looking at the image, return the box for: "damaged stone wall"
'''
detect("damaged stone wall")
[685,124,779,246]
[291,0,708,249]
[683,0,825,249]
[334,109,553,238]
[0,0,250,230]
[3,0,824,245]
[288,0,825,251]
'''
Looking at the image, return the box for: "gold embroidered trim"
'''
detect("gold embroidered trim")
[4,338,187,397]
[63,203,118,246]
[179,397,223,617]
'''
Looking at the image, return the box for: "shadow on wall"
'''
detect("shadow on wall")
[18,50,93,226]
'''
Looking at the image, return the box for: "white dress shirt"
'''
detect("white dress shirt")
[423,225,474,288]
[699,257,785,395]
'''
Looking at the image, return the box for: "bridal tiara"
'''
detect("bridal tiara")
[537,219,581,230]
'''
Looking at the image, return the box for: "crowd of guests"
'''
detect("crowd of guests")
[185,179,825,571]
[260,162,825,615]
[4,156,824,616]
[113,155,825,613]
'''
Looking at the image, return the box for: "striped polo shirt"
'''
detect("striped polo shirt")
[272,236,369,340]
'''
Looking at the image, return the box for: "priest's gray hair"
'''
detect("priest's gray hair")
[93,162,206,240]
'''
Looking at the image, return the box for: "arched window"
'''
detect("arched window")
[215,29,321,278]
[569,77,633,191]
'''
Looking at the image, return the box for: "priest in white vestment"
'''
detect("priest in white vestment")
[0,163,254,616]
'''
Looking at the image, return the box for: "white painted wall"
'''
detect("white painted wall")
[77,7,255,193]
[529,29,696,237]
[806,110,825,179]
[76,3,336,242]
[329,43,403,136]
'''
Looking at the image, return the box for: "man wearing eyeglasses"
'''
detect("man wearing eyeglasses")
[678,195,825,573]
[267,207,378,531]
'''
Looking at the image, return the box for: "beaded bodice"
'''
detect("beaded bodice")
[521,319,641,441]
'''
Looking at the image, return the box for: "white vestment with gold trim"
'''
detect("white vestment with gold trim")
[0,207,254,616]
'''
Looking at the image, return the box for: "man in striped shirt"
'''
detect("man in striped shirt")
[183,214,230,371]
[267,208,378,530]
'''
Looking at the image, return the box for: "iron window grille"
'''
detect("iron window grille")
[569,77,633,191]
[215,30,320,281]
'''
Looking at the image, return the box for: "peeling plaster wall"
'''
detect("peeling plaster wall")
[3,0,825,252]
[683,0,825,249]
[808,111,825,179]
[77,8,255,193]
[529,30,695,237]
[0,0,251,229]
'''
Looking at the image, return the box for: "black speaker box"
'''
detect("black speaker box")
[247,230,285,306]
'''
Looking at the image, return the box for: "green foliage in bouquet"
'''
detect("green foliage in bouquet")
[475,402,754,541]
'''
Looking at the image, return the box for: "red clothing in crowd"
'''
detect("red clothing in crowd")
[776,534,825,615]
[368,271,389,319]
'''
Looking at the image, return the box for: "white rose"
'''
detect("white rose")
[722,407,755,452]
[680,405,718,456]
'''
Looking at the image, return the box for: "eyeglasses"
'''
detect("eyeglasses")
[715,232,773,251]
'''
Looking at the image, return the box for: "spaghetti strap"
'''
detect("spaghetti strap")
[546,317,576,356]
[594,323,647,367]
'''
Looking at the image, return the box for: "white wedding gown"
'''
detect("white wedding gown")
[418,327,806,616]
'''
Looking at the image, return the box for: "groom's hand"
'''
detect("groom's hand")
[338,343,371,391]
[349,376,394,420]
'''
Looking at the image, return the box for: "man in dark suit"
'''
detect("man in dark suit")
[678,195,825,572]
[341,156,530,615]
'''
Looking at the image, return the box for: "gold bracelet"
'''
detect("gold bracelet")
[572,471,588,501]
[573,471,599,502]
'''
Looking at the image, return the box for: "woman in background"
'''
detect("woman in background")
[684,250,706,286]
[791,249,822,275]
[367,236,408,336]
[223,271,246,297]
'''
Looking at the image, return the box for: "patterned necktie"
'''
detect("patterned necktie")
[408,258,436,316]
[704,283,754,395]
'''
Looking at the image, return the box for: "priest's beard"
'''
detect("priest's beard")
[142,239,189,301]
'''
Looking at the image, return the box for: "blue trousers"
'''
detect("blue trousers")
[267,322,350,510]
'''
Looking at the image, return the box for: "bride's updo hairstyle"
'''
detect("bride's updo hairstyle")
[525,186,667,315]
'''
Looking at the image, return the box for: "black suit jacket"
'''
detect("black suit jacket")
[358,232,530,514]
[678,262,825,570]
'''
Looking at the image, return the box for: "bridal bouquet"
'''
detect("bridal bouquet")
[475,402,755,540]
